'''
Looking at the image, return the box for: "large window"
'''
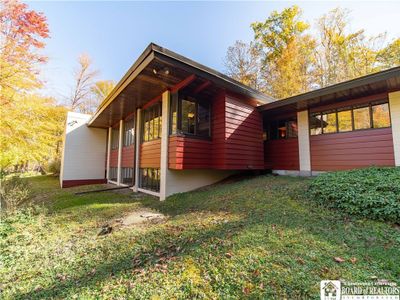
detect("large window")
[123,118,135,146]
[121,167,134,185]
[139,168,160,192]
[266,119,298,140]
[142,103,162,142]
[170,93,211,138]
[109,167,118,182]
[111,126,119,150]
[310,100,390,135]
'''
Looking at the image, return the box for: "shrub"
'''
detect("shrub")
[45,159,61,175]
[307,167,400,222]
[0,176,31,210]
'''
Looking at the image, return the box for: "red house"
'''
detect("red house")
[60,43,400,200]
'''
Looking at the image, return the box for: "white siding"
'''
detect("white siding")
[60,112,107,186]
[297,110,311,173]
[389,91,400,166]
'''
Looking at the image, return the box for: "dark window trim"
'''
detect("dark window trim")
[309,99,391,136]
[142,102,162,143]
[170,92,212,139]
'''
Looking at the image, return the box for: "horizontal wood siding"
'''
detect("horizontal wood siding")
[310,128,395,171]
[222,95,264,169]
[109,149,118,167]
[212,92,226,169]
[264,139,299,170]
[140,139,161,168]
[121,145,134,168]
[169,136,212,169]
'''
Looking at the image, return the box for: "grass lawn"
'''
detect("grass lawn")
[1,175,399,299]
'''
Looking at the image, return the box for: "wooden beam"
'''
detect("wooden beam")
[193,80,211,94]
[142,94,162,110]
[170,74,196,93]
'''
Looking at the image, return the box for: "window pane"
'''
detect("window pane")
[310,114,322,135]
[287,121,298,138]
[338,110,352,132]
[181,99,195,134]
[123,119,134,146]
[197,101,210,136]
[372,103,390,128]
[153,116,159,139]
[322,112,337,133]
[354,106,370,130]
[111,127,119,149]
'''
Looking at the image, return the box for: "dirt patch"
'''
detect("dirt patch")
[117,209,166,227]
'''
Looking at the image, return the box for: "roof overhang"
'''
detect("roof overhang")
[259,66,400,118]
[88,43,274,128]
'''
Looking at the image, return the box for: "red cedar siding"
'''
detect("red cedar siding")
[169,136,212,169]
[140,139,161,168]
[221,95,264,169]
[264,139,299,170]
[109,149,118,167]
[212,92,227,169]
[121,145,135,168]
[310,128,395,171]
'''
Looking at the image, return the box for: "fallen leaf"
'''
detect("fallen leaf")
[333,257,345,263]
[225,252,232,259]
[350,257,357,264]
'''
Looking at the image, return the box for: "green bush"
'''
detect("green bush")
[45,159,61,175]
[0,176,31,210]
[307,167,400,222]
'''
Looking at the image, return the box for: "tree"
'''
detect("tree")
[250,5,316,98]
[224,41,265,91]
[69,53,99,113]
[90,80,115,108]
[377,38,400,69]
[0,0,49,103]
[313,7,385,87]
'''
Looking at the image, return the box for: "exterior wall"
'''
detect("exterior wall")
[264,139,299,170]
[60,112,107,187]
[140,139,161,168]
[165,169,236,197]
[310,128,395,170]
[309,93,395,171]
[121,145,135,168]
[389,91,400,166]
[212,93,264,170]
[168,136,212,169]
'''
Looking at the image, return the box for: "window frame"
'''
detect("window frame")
[265,118,298,140]
[123,118,135,147]
[142,103,162,142]
[170,92,211,139]
[309,99,391,136]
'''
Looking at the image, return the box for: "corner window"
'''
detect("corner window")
[123,118,135,146]
[142,103,162,142]
[266,118,298,140]
[170,93,211,138]
[310,113,323,135]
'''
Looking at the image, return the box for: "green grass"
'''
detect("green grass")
[1,175,399,299]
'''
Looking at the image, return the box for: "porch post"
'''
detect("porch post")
[160,90,171,201]
[133,108,142,192]
[106,127,112,181]
[117,119,123,185]
[389,91,400,166]
[297,110,311,175]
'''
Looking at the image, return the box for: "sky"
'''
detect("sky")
[27,1,400,102]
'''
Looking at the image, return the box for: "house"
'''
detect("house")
[60,43,400,200]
